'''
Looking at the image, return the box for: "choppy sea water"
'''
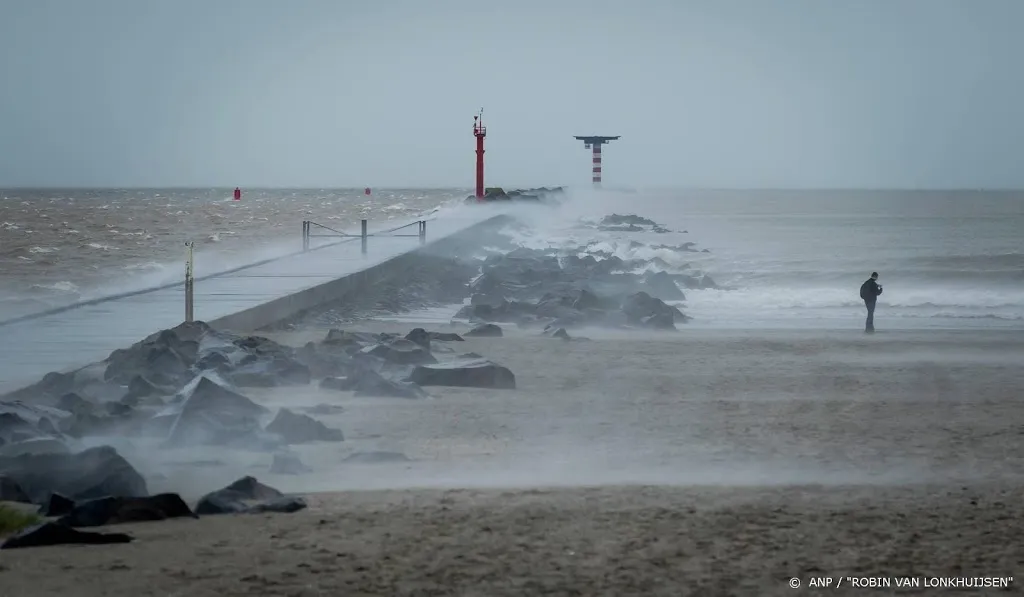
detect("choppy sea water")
[2,187,1022,329]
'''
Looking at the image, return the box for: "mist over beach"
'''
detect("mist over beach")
[2,0,1024,595]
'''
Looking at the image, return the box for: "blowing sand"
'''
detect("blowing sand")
[2,325,1023,596]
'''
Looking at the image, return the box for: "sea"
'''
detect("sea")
[1,188,1022,329]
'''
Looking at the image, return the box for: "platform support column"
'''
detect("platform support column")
[361,219,368,256]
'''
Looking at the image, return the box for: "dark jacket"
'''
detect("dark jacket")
[860,279,882,301]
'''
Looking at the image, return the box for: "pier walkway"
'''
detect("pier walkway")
[0,209,502,393]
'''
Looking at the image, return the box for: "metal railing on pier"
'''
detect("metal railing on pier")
[301,219,427,254]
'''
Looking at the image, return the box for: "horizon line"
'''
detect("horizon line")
[2,185,1024,193]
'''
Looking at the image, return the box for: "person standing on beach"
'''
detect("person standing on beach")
[859,272,883,332]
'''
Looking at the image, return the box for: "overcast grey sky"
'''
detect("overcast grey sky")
[1,0,1022,188]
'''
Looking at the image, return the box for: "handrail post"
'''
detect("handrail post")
[184,241,195,323]
[361,219,368,257]
[419,220,426,245]
[302,220,309,252]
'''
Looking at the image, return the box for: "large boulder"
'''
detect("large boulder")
[265,408,343,444]
[2,522,133,549]
[0,445,148,504]
[195,476,306,515]
[158,375,273,449]
[408,358,516,390]
[359,338,437,365]
[319,366,428,399]
[465,323,503,337]
[57,493,196,527]
[621,292,685,329]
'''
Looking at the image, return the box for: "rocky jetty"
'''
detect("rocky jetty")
[465,186,565,204]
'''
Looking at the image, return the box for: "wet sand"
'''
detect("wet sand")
[2,325,1023,596]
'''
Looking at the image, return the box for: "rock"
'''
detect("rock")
[121,374,170,404]
[103,323,205,386]
[38,492,75,517]
[265,408,343,444]
[599,214,660,227]
[269,452,311,475]
[543,327,571,340]
[408,358,516,389]
[160,375,272,449]
[1,522,133,549]
[0,474,30,503]
[0,437,70,458]
[322,367,428,399]
[250,496,307,514]
[195,476,295,516]
[58,493,196,527]
[359,339,437,365]
[300,403,345,416]
[465,323,503,337]
[404,328,431,350]
[642,271,685,301]
[621,292,684,329]
[343,451,411,464]
[0,445,148,504]
[428,331,464,342]
[0,401,70,444]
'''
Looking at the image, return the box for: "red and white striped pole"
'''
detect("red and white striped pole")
[592,144,602,186]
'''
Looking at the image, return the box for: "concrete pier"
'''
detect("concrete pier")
[0,209,509,393]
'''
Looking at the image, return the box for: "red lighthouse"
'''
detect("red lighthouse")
[474,109,486,200]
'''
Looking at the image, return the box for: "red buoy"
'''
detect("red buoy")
[233,187,241,201]
[364,187,372,195]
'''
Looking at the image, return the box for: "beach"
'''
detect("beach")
[3,324,1022,596]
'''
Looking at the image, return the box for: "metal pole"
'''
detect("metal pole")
[184,241,194,323]
[302,220,309,252]
[419,220,426,245]
[361,219,368,256]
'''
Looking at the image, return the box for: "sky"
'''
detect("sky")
[0,0,1022,189]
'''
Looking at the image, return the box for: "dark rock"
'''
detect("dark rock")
[642,271,685,301]
[343,451,411,464]
[250,496,307,514]
[58,493,196,528]
[38,492,75,517]
[322,366,428,399]
[465,323,503,337]
[103,322,205,386]
[621,292,684,329]
[300,403,345,416]
[360,339,437,365]
[269,452,311,475]
[1,522,133,549]
[265,408,343,444]
[404,328,431,350]
[195,477,297,516]
[56,393,93,415]
[161,375,272,449]
[0,445,148,504]
[323,329,382,350]
[0,474,30,503]
[599,214,659,227]
[408,358,516,389]
[428,331,464,342]
[121,375,170,405]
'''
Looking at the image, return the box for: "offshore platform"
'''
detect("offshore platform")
[574,135,620,187]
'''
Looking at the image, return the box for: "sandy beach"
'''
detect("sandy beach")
[3,324,1023,595]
